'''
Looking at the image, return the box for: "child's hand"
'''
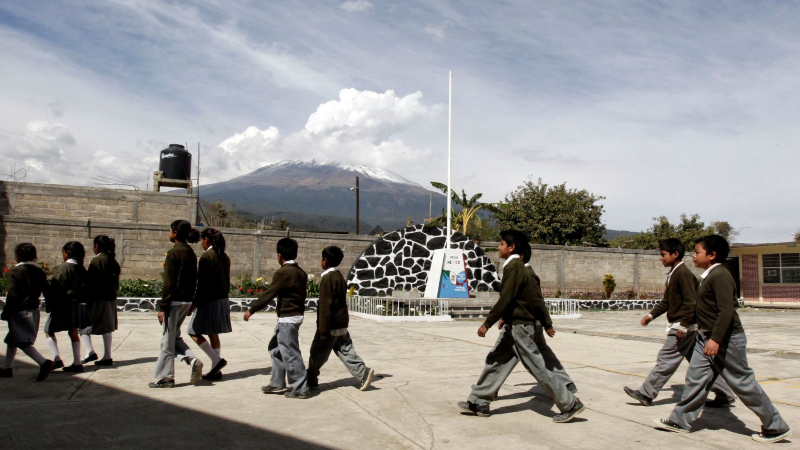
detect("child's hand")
[243,311,252,322]
[704,339,720,356]
[546,327,556,338]
[641,315,652,326]
[497,320,504,329]
[477,325,488,337]
[675,329,686,339]
[158,311,165,325]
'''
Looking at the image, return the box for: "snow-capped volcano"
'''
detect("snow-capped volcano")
[199,160,445,232]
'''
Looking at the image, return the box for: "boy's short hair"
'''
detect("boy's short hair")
[276,237,298,261]
[321,245,344,267]
[694,235,730,263]
[499,229,528,255]
[521,241,532,264]
[659,237,685,260]
[15,243,37,262]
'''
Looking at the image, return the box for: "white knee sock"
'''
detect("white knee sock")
[46,337,61,362]
[213,347,221,357]
[199,341,221,365]
[21,345,46,366]
[3,346,17,369]
[102,333,112,360]
[80,334,95,358]
[71,341,82,366]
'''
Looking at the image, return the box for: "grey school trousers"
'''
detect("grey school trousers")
[307,331,368,383]
[153,304,196,379]
[668,332,790,434]
[535,323,575,388]
[637,329,733,401]
[468,323,577,413]
[267,322,309,394]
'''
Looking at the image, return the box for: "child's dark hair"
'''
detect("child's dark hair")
[659,237,685,260]
[94,235,116,257]
[499,229,528,255]
[276,237,298,261]
[694,234,730,263]
[171,219,200,244]
[63,241,86,264]
[322,246,344,267]
[521,241,532,264]
[201,228,226,254]
[14,243,37,262]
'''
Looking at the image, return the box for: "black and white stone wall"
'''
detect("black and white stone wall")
[346,224,501,296]
[0,298,319,313]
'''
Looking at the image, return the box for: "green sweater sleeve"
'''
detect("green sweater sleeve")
[677,272,698,329]
[317,275,333,334]
[249,270,285,314]
[160,251,178,312]
[530,274,552,329]
[484,264,519,328]
[710,275,737,343]
[648,296,668,319]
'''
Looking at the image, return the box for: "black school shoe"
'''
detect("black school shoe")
[360,368,375,391]
[37,360,55,382]
[284,390,311,399]
[553,399,585,423]
[95,358,113,367]
[457,401,491,417]
[52,360,65,370]
[751,429,792,443]
[0,368,12,378]
[202,372,223,381]
[205,359,227,379]
[624,386,653,406]
[63,364,84,373]
[653,418,689,433]
[705,395,735,408]
[308,378,319,390]
[81,353,98,364]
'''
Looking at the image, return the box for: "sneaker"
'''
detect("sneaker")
[262,385,288,394]
[285,390,311,399]
[63,364,84,373]
[95,358,113,367]
[705,396,736,408]
[148,378,175,388]
[0,368,12,378]
[52,360,65,370]
[308,378,319,390]
[751,429,792,443]
[189,358,204,384]
[653,418,689,433]
[360,368,375,391]
[202,372,223,381]
[205,359,227,379]
[457,401,491,417]
[81,353,98,364]
[567,383,578,394]
[553,399,585,423]
[624,387,653,406]
[37,360,55,382]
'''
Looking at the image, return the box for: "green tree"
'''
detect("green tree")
[428,182,500,236]
[495,178,606,246]
[795,229,800,243]
[611,214,736,251]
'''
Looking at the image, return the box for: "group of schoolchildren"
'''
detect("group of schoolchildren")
[1,222,792,443]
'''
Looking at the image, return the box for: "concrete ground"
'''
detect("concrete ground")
[1,308,798,449]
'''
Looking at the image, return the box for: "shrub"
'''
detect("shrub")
[118,279,163,297]
[603,274,616,299]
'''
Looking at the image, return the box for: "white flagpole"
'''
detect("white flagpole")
[446,71,453,248]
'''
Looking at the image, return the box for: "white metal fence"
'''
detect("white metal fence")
[347,296,452,322]
[544,299,582,319]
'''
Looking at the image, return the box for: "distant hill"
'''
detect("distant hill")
[198,160,446,233]
[605,229,638,240]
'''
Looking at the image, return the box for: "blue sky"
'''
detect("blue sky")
[1,1,798,243]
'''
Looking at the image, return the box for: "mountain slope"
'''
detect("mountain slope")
[198,160,447,232]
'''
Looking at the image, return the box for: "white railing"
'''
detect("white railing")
[545,299,582,319]
[347,296,452,322]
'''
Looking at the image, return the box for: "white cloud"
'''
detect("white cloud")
[205,89,442,183]
[339,1,373,13]
[423,21,452,41]
[0,121,73,179]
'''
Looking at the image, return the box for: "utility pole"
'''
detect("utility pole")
[356,176,360,234]
[196,142,201,224]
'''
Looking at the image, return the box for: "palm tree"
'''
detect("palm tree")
[428,182,500,236]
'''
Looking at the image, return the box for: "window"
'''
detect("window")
[763,253,800,284]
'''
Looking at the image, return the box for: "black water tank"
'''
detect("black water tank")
[159,144,192,180]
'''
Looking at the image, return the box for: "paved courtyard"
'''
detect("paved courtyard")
[1,308,798,449]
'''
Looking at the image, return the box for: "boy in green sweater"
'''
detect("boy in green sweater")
[654,235,791,443]
[458,230,584,422]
